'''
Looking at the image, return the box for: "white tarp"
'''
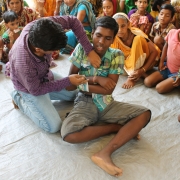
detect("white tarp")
[0,55,180,180]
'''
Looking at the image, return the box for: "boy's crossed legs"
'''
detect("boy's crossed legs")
[61,93,151,177]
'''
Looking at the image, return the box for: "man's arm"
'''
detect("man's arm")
[49,16,101,68]
[68,64,118,95]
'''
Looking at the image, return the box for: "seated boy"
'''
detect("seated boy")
[2,11,22,63]
[149,4,176,51]
[61,16,151,177]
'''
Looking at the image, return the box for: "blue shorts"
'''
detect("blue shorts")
[159,67,178,80]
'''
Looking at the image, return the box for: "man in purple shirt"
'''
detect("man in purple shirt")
[10,15,101,133]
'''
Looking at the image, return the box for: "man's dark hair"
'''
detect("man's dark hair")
[28,18,67,51]
[95,16,119,37]
[160,4,175,18]
[2,10,18,23]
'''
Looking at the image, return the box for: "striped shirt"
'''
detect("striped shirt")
[9,16,93,96]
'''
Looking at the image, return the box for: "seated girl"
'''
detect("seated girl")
[144,28,180,94]
[98,0,120,17]
[111,12,160,89]
[120,0,151,15]
[55,0,96,54]
[128,0,154,35]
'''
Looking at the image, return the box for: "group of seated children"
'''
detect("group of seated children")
[4,0,180,178]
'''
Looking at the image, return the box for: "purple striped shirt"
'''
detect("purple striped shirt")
[9,16,93,96]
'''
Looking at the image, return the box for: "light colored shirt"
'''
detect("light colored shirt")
[165,29,180,73]
[69,43,124,111]
[9,16,94,96]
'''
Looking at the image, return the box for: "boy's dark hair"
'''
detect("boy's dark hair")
[152,0,169,11]
[95,16,119,37]
[160,4,175,18]
[2,10,18,23]
[29,18,67,51]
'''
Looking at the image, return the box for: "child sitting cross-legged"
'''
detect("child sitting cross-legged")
[149,4,176,51]
[62,16,151,177]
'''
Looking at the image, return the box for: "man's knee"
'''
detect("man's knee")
[42,118,61,133]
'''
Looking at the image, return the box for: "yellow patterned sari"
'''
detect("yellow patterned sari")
[111,27,160,75]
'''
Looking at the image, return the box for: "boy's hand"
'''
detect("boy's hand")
[87,50,101,68]
[69,74,88,86]
[172,76,180,87]
[96,76,116,90]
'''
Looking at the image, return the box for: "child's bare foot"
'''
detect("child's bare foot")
[178,115,180,122]
[91,152,123,177]
[12,100,19,109]
[122,78,135,89]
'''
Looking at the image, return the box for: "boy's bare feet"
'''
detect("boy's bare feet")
[122,77,136,89]
[178,115,180,122]
[91,152,123,177]
[12,100,19,109]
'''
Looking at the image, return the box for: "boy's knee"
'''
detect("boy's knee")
[144,77,153,88]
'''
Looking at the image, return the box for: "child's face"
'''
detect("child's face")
[135,0,148,12]
[6,19,19,31]
[64,0,76,7]
[158,9,172,25]
[102,0,114,17]
[116,18,129,39]
[92,26,114,57]
[8,0,22,14]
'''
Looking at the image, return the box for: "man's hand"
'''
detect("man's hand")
[69,74,88,86]
[96,76,116,90]
[87,50,101,68]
